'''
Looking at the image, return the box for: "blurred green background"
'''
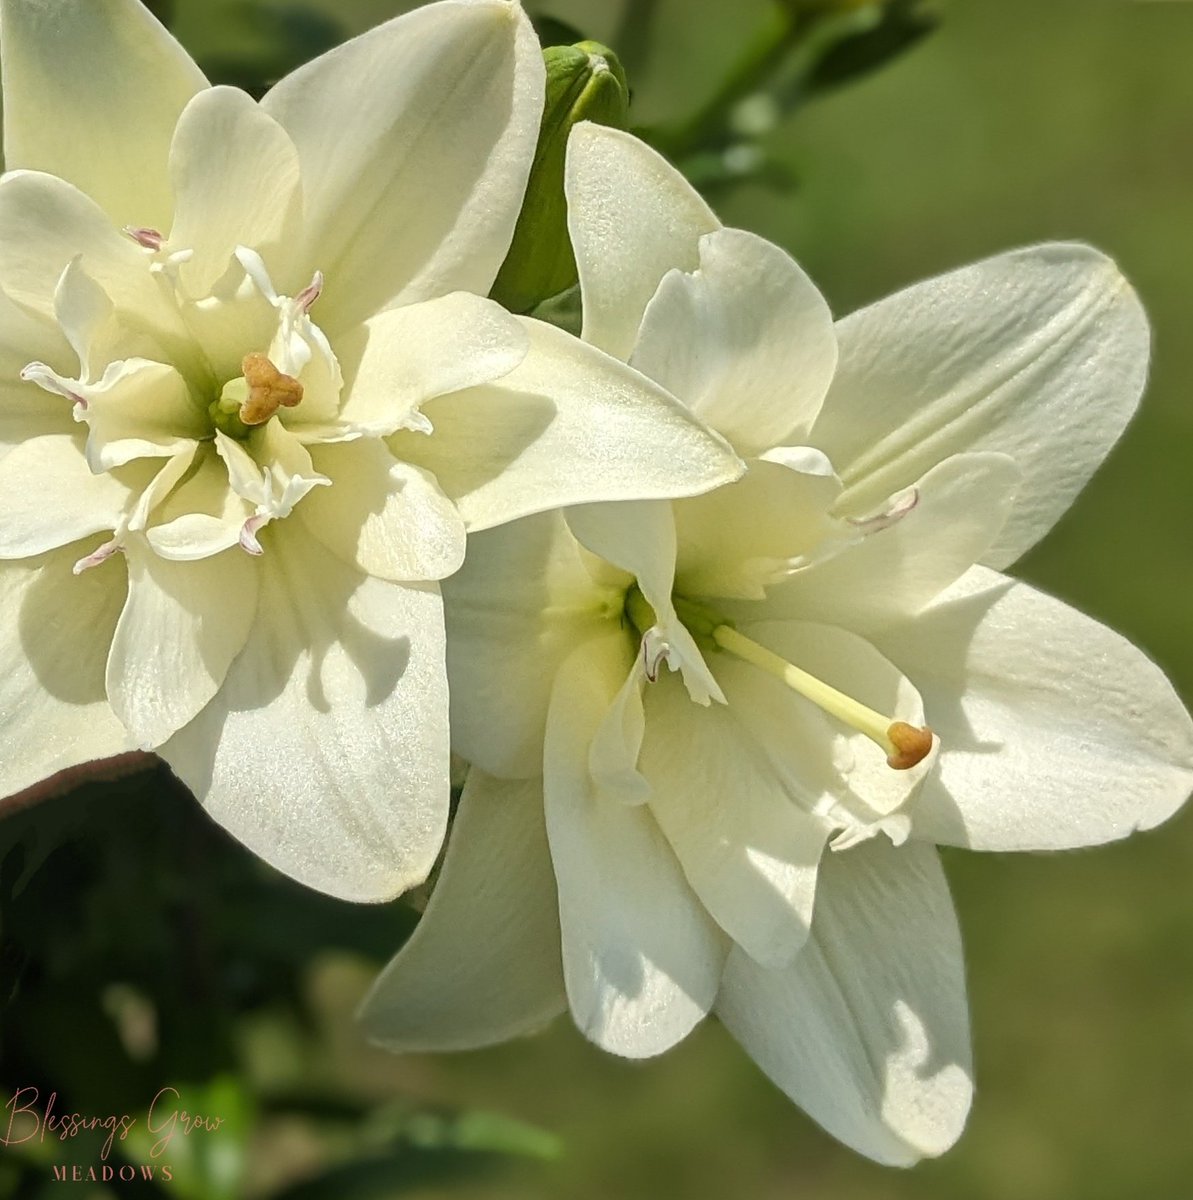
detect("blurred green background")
[4,1,1193,1198]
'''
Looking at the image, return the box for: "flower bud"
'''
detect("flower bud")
[491,41,629,314]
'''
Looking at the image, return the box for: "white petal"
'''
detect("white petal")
[871,565,1193,850]
[0,545,133,797]
[631,228,836,453]
[146,445,254,561]
[565,124,720,360]
[359,771,566,1052]
[736,619,933,821]
[105,539,258,750]
[76,358,204,470]
[545,633,727,1057]
[565,497,723,705]
[168,86,303,297]
[811,244,1150,569]
[0,0,207,229]
[335,292,528,437]
[0,172,190,357]
[261,0,543,332]
[0,285,74,454]
[760,451,1021,633]
[673,454,843,602]
[300,440,466,582]
[393,319,743,532]
[717,837,972,1165]
[159,524,449,902]
[639,667,832,968]
[0,433,130,557]
[442,512,625,780]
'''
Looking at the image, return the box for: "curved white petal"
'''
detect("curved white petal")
[717,837,972,1165]
[810,244,1150,569]
[871,566,1193,850]
[335,292,528,437]
[0,285,74,455]
[105,539,258,750]
[0,172,190,356]
[673,454,843,602]
[545,633,727,1057]
[396,316,739,532]
[146,446,254,561]
[565,498,722,706]
[0,0,207,229]
[394,319,743,533]
[759,451,1021,633]
[565,123,720,360]
[639,667,832,969]
[300,441,466,582]
[168,86,303,297]
[0,545,133,797]
[736,620,933,821]
[0,433,130,557]
[631,228,837,453]
[159,524,450,902]
[261,0,543,332]
[359,771,566,1052]
[443,512,624,780]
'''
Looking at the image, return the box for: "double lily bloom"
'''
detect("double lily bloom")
[0,0,740,899]
[362,126,1193,1162]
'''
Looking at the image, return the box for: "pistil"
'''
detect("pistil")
[625,584,933,771]
[209,352,304,438]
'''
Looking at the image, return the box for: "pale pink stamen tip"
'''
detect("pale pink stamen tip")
[239,516,267,556]
[849,487,920,535]
[73,539,120,575]
[21,362,87,407]
[295,271,324,313]
[123,226,165,251]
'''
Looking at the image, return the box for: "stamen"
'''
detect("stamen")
[239,515,267,556]
[238,353,304,425]
[710,623,934,771]
[123,226,164,251]
[848,487,919,535]
[294,271,324,313]
[73,537,121,575]
[21,362,86,408]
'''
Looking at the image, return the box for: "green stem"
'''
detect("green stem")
[649,4,817,159]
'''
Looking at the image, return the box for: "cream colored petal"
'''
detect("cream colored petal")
[168,86,303,297]
[105,538,258,750]
[261,0,543,333]
[394,319,743,534]
[301,440,467,583]
[545,632,727,1057]
[639,666,833,969]
[0,0,207,229]
[334,292,528,437]
[0,432,130,557]
[442,512,625,780]
[359,771,566,1052]
[717,838,972,1165]
[565,123,720,361]
[630,228,837,453]
[872,566,1193,850]
[811,244,1150,569]
[0,544,133,797]
[159,523,449,902]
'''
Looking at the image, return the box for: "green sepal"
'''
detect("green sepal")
[491,40,629,314]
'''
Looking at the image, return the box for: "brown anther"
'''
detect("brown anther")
[238,352,304,425]
[886,722,934,771]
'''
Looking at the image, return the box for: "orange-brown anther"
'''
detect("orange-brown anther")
[238,352,304,425]
[886,722,934,771]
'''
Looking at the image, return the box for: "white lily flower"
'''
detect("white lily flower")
[361,125,1193,1162]
[0,7,743,901]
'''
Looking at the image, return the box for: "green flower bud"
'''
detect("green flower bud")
[491,40,629,314]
